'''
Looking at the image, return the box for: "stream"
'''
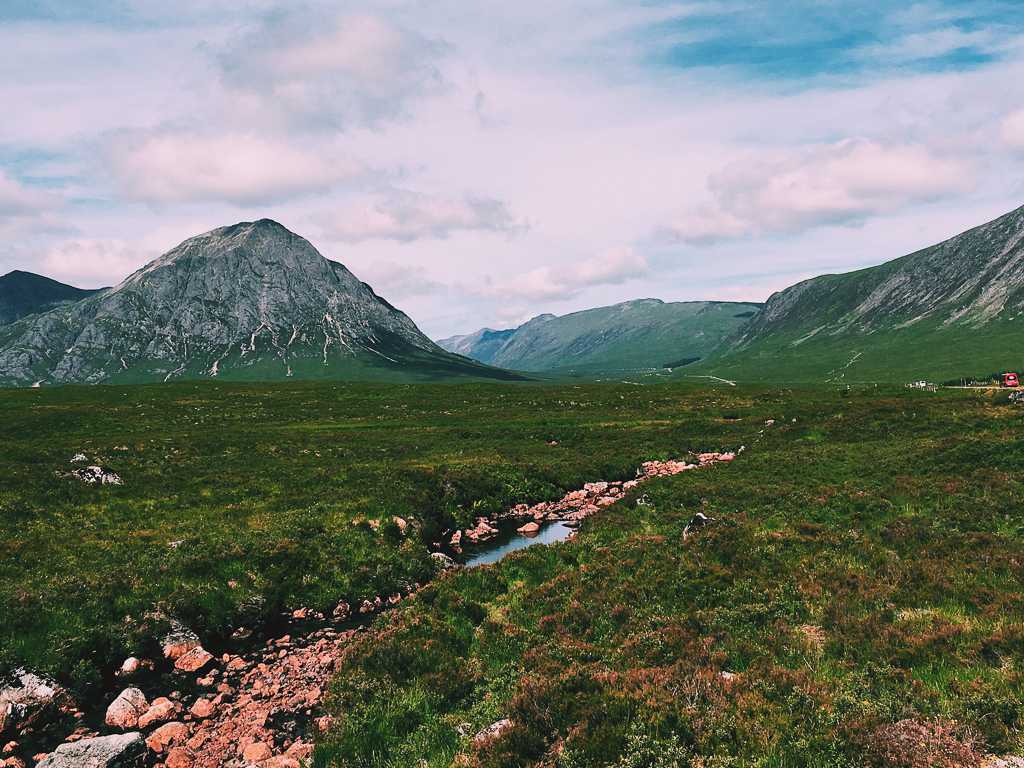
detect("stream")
[461,519,576,568]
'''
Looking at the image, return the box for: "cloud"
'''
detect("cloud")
[478,247,648,302]
[355,260,447,300]
[668,139,973,244]
[318,190,523,243]
[217,10,447,130]
[40,238,150,287]
[0,170,56,219]
[1001,109,1024,150]
[107,131,364,204]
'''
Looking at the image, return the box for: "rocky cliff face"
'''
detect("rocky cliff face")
[440,299,762,374]
[0,220,509,386]
[0,271,103,326]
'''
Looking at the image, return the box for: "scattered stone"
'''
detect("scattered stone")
[165,747,194,768]
[188,699,214,720]
[0,670,67,737]
[70,466,123,486]
[430,552,458,570]
[162,623,201,661]
[70,453,87,464]
[137,698,176,729]
[241,741,272,762]
[105,688,148,730]
[517,522,540,536]
[36,733,145,768]
[174,647,213,674]
[116,658,140,679]
[145,721,188,753]
[474,719,513,744]
[332,601,351,621]
[392,516,408,534]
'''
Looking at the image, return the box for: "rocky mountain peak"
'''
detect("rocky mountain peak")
[0,221,478,386]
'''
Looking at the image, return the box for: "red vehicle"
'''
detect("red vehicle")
[1002,372,1020,388]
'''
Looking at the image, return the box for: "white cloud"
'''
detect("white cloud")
[317,190,523,243]
[40,239,150,287]
[668,139,974,244]
[0,170,55,219]
[107,131,364,204]
[1001,109,1024,150]
[217,11,447,130]
[356,260,447,300]
[478,247,648,302]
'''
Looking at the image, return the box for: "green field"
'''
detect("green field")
[2,382,1023,766]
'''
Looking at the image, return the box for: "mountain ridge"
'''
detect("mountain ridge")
[697,203,1024,382]
[440,298,763,374]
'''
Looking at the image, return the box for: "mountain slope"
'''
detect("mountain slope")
[0,271,103,325]
[439,299,762,374]
[698,204,1024,383]
[0,220,523,386]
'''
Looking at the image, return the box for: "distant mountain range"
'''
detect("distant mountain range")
[439,299,761,375]
[3,204,1023,387]
[695,203,1024,383]
[0,220,521,386]
[0,271,104,325]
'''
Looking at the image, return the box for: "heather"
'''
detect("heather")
[317,385,1024,767]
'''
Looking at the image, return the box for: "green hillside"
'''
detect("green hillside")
[693,204,1024,384]
[440,299,762,376]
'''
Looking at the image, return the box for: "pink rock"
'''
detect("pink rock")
[189,698,215,719]
[241,741,272,762]
[517,522,540,536]
[138,697,176,728]
[175,647,214,673]
[104,687,148,729]
[165,747,194,768]
[146,721,189,753]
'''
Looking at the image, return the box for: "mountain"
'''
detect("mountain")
[0,271,103,325]
[438,299,763,375]
[698,204,1024,383]
[436,327,517,365]
[0,220,523,386]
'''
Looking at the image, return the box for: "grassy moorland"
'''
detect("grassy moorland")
[317,386,1024,768]
[0,380,763,694]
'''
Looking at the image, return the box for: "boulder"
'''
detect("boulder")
[430,552,458,570]
[332,601,351,621]
[473,719,513,744]
[36,733,145,768]
[161,622,201,661]
[70,466,123,486]
[517,522,540,536]
[105,688,148,730]
[0,670,67,737]
[116,658,140,679]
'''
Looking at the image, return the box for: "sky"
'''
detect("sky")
[2,1,1024,338]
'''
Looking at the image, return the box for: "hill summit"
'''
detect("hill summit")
[0,220,518,386]
[0,270,103,325]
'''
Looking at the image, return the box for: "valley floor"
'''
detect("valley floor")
[0,382,1022,766]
